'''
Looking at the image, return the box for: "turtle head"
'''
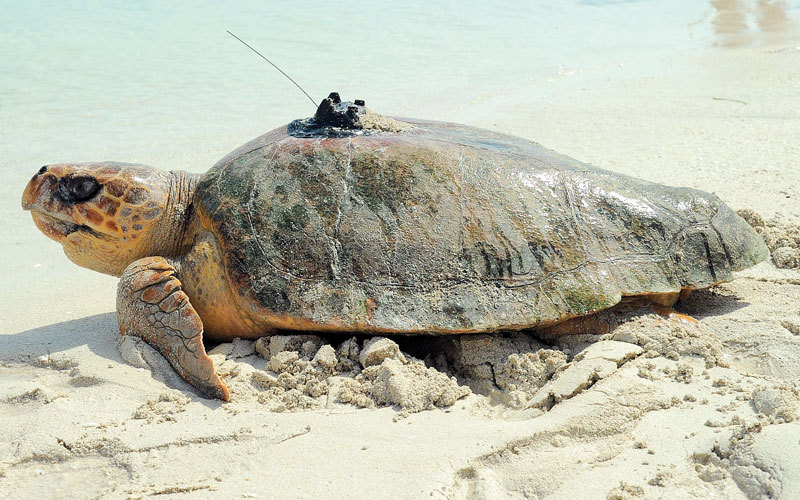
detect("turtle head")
[22,162,191,276]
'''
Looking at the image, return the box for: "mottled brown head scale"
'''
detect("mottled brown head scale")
[22,162,172,276]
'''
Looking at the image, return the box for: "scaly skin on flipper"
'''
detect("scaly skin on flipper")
[118,256,229,401]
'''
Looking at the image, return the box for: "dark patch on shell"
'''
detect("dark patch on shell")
[275,204,309,231]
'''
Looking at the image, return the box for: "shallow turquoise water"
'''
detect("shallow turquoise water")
[1,0,797,215]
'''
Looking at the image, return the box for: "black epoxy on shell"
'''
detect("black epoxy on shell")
[288,91,370,138]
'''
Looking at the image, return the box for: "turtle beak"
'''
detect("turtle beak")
[21,177,37,211]
[22,166,82,242]
[22,165,51,211]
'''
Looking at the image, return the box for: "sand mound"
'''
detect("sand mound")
[194,326,650,415]
[149,306,742,420]
[692,420,800,499]
[738,209,800,269]
[423,334,566,407]
[202,335,470,414]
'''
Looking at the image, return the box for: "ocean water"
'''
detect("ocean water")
[2,0,798,232]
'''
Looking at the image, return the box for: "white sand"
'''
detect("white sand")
[3,37,800,500]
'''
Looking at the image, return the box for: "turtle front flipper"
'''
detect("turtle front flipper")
[117,256,230,401]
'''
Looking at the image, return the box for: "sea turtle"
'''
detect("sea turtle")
[21,93,768,400]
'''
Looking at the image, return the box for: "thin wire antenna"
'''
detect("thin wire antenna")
[226,30,317,108]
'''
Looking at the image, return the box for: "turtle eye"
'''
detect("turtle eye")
[58,175,101,203]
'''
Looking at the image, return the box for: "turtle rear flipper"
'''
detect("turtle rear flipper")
[117,256,230,401]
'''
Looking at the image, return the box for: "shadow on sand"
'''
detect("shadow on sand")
[0,312,121,364]
[0,287,750,408]
[0,313,222,408]
[676,287,751,319]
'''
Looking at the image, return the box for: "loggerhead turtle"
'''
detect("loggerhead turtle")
[21,93,768,400]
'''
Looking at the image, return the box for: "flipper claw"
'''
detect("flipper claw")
[118,257,230,401]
